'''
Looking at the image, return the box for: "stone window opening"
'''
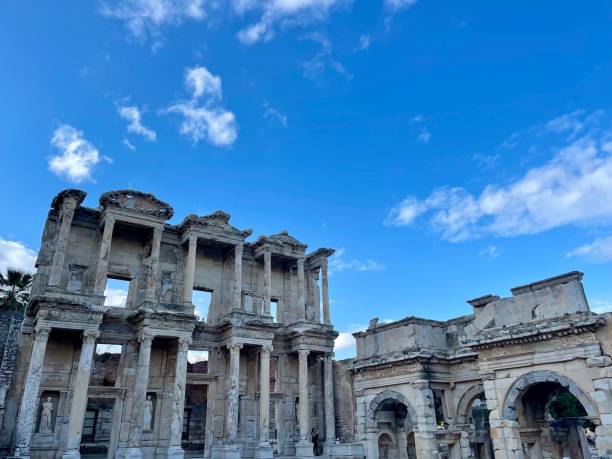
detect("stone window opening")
[103,277,130,308]
[192,288,212,322]
[433,389,446,429]
[92,344,122,386]
[81,408,98,443]
[187,350,209,374]
[270,299,279,323]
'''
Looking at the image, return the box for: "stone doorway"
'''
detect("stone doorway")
[378,432,396,459]
[79,398,115,458]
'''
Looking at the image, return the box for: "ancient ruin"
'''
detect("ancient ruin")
[0,188,611,459]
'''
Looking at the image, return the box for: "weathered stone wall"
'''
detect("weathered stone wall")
[333,359,356,442]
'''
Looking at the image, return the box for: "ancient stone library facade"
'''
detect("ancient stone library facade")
[0,189,611,459]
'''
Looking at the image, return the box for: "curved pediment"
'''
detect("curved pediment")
[99,190,174,220]
[180,211,253,241]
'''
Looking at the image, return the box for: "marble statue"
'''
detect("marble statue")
[144,395,153,431]
[39,397,53,434]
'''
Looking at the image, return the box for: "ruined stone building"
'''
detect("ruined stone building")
[333,272,612,459]
[1,188,612,459]
[0,189,341,459]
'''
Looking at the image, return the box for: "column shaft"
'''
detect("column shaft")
[12,327,51,456]
[259,346,272,443]
[128,333,153,448]
[323,354,336,443]
[226,343,243,442]
[145,227,163,300]
[234,244,243,310]
[182,236,197,304]
[321,259,330,324]
[169,338,191,448]
[297,258,305,317]
[63,331,99,458]
[48,202,77,287]
[94,216,116,294]
[263,252,271,316]
[298,349,310,442]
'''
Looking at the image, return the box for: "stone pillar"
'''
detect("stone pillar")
[297,258,305,317]
[234,243,243,310]
[167,337,191,459]
[182,235,197,305]
[255,345,273,459]
[125,333,154,458]
[62,331,99,459]
[48,200,78,287]
[321,259,330,324]
[412,380,439,459]
[145,227,163,300]
[263,251,271,316]
[226,342,243,442]
[94,215,116,294]
[11,326,51,458]
[323,354,336,443]
[296,349,314,457]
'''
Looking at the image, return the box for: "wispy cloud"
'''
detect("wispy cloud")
[118,104,157,141]
[0,237,37,273]
[472,153,500,170]
[410,115,431,144]
[164,66,238,147]
[234,0,349,45]
[330,248,385,273]
[479,245,500,259]
[567,235,612,263]
[263,100,288,127]
[355,33,371,51]
[386,111,612,242]
[384,0,417,13]
[300,32,352,82]
[122,137,136,151]
[49,124,103,183]
[100,0,206,44]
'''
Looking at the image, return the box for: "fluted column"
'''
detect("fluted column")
[168,337,191,456]
[298,349,310,442]
[94,216,116,294]
[48,200,78,287]
[323,354,336,443]
[182,235,197,305]
[259,346,272,442]
[226,342,243,442]
[234,244,243,310]
[127,333,154,451]
[297,258,305,317]
[321,259,330,324]
[12,326,51,458]
[263,251,271,316]
[145,227,163,300]
[62,331,100,459]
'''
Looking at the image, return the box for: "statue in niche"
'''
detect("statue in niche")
[39,397,54,434]
[144,395,154,431]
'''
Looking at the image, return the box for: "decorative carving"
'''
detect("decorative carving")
[51,189,87,211]
[99,189,174,220]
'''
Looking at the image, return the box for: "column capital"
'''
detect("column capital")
[321,257,329,270]
[138,331,154,345]
[177,337,192,352]
[298,348,310,358]
[228,342,244,353]
[103,214,116,227]
[34,326,51,342]
[261,344,273,354]
[82,330,100,341]
[188,234,198,247]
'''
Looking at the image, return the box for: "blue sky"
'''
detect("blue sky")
[2,0,612,358]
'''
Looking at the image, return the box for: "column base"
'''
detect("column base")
[61,448,81,459]
[254,441,273,459]
[122,447,144,459]
[8,446,31,459]
[295,441,315,457]
[161,446,185,459]
[218,443,240,459]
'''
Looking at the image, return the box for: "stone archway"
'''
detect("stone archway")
[456,384,485,425]
[378,431,397,459]
[367,390,417,430]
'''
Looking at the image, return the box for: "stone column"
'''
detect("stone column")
[296,349,314,456]
[94,215,116,294]
[297,258,305,317]
[321,259,330,324]
[62,331,100,459]
[255,345,273,459]
[182,235,197,305]
[263,251,271,316]
[11,326,51,458]
[167,337,191,459]
[48,200,77,287]
[412,380,439,459]
[126,332,154,457]
[226,342,243,443]
[323,354,336,443]
[234,243,243,310]
[145,227,163,300]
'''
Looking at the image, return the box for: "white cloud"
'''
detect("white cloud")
[118,105,157,141]
[101,0,206,43]
[473,153,500,170]
[417,127,431,144]
[103,287,128,307]
[188,350,209,363]
[567,235,612,263]
[334,323,365,354]
[356,33,371,51]
[0,238,37,274]
[386,112,612,242]
[49,125,102,183]
[479,245,500,259]
[234,0,348,45]
[299,32,352,82]
[263,100,288,127]
[384,0,417,13]
[330,248,385,273]
[122,138,136,151]
[165,66,238,147]
[411,115,431,144]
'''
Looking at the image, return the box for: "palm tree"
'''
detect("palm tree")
[0,268,33,310]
